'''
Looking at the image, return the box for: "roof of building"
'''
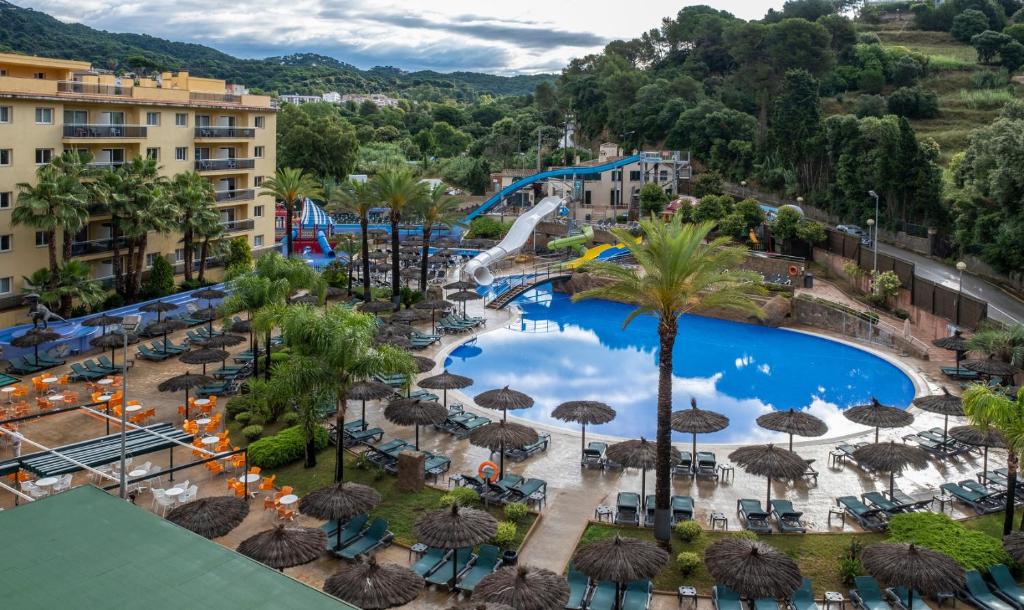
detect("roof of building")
[0,486,356,609]
[0,51,91,71]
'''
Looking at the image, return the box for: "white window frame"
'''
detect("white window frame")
[0,149,10,166]
[253,205,264,217]
[35,107,53,124]
[35,231,48,247]
[174,248,185,263]
[175,147,187,161]
[253,176,263,187]
[254,146,264,158]
[0,192,10,209]
[35,148,53,165]
[0,106,10,124]
[146,147,160,161]
[0,277,10,295]
[0,234,11,252]
[146,112,161,126]
[254,116,265,129]
[254,235,264,247]
[175,113,188,127]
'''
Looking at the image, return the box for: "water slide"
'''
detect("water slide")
[464,195,569,286]
[316,230,336,258]
[547,226,594,255]
[566,243,612,269]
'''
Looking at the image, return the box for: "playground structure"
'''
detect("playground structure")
[276,199,337,259]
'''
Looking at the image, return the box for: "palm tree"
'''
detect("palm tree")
[273,305,413,480]
[12,154,91,274]
[23,260,106,317]
[250,252,325,379]
[221,273,289,380]
[195,219,224,284]
[260,168,322,258]
[328,179,376,301]
[969,323,1024,368]
[89,169,129,293]
[114,156,173,299]
[964,384,1024,534]
[373,169,427,304]
[413,183,464,291]
[574,217,764,545]
[171,172,218,284]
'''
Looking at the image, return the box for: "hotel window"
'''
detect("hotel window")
[253,176,263,187]
[0,277,10,294]
[174,248,185,263]
[35,231,48,247]
[33,72,45,79]
[254,116,265,129]
[629,170,641,181]
[145,253,158,268]
[146,112,161,126]
[0,69,7,76]
[64,109,88,124]
[254,235,264,247]
[35,149,53,165]
[175,113,188,127]
[146,147,160,161]
[0,106,10,123]
[35,107,53,124]
[254,146,264,158]
[610,190,621,206]
[254,205,264,217]
[0,192,10,209]
[611,171,622,181]
[0,235,11,252]
[584,190,592,206]
[175,147,187,161]
[0,150,8,166]
[660,170,669,181]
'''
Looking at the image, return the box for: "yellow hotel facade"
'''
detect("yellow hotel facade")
[0,52,277,312]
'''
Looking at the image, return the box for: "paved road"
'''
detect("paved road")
[873,241,1024,325]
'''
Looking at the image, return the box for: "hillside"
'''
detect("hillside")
[0,1,553,98]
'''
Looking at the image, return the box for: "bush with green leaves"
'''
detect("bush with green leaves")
[492,521,518,548]
[439,486,480,507]
[281,411,300,426]
[469,216,513,239]
[692,170,724,198]
[504,501,529,523]
[855,94,888,118]
[223,236,253,273]
[796,219,827,244]
[694,194,734,223]
[242,424,264,441]
[142,255,175,299]
[674,520,704,543]
[887,87,939,119]
[731,530,759,541]
[676,551,702,576]
[839,539,864,586]
[953,9,993,42]
[872,270,903,300]
[234,411,252,425]
[247,425,329,468]
[639,182,670,216]
[888,512,1009,570]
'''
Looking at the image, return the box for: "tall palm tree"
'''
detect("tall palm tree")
[114,156,173,299]
[22,260,106,317]
[250,252,325,379]
[373,169,427,304]
[969,323,1024,368]
[964,384,1024,534]
[260,168,322,258]
[171,171,218,284]
[574,217,764,545]
[413,183,464,291]
[328,179,377,301]
[221,273,290,379]
[89,169,129,293]
[273,305,413,480]
[12,154,91,274]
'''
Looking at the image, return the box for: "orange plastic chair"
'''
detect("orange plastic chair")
[206,461,224,475]
[263,497,277,511]
[275,486,293,500]
[258,474,277,492]
[177,405,188,419]
[229,454,246,469]
[58,375,70,386]
[277,507,295,521]
[248,466,261,475]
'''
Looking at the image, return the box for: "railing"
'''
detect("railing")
[189,91,242,104]
[214,189,255,202]
[87,161,125,170]
[63,124,147,138]
[69,236,131,256]
[194,126,255,138]
[220,219,255,233]
[57,81,131,97]
[484,256,569,308]
[195,158,255,172]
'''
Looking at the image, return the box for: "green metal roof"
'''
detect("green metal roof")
[0,486,357,610]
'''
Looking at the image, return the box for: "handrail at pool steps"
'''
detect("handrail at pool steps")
[484,259,572,309]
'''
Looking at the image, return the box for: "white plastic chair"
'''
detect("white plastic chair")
[183,485,198,503]
[153,490,175,516]
[151,488,166,510]
[54,474,72,492]
[22,481,46,499]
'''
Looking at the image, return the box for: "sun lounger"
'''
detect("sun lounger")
[622,580,652,610]
[673,452,693,477]
[696,451,718,478]
[888,489,932,512]
[322,513,368,551]
[367,439,409,467]
[862,491,902,515]
[940,482,1003,514]
[886,587,931,610]
[588,581,619,610]
[960,570,1016,610]
[138,345,172,361]
[791,578,820,610]
[851,576,891,610]
[456,544,502,593]
[714,585,744,610]
[989,564,1024,609]
[803,459,819,483]
[770,499,806,533]
[960,479,1005,501]
[97,355,124,372]
[7,356,44,374]
[506,432,551,461]
[836,496,887,531]
[644,495,656,528]
[0,373,20,387]
[583,441,607,468]
[509,478,546,503]
[942,367,979,380]
[738,499,772,533]
[755,600,782,610]
[615,492,641,526]
[346,427,384,444]
[453,415,490,439]
[672,495,694,523]
[336,517,391,560]
[426,546,472,588]
[83,359,115,375]
[422,452,452,479]
[565,563,590,610]
[412,547,448,577]
[69,362,105,382]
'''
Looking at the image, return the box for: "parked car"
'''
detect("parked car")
[837,224,872,245]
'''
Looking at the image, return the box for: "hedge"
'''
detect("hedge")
[247,425,329,469]
[888,512,1009,571]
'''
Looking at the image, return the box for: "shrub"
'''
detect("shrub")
[469,216,513,239]
[234,411,252,424]
[439,486,480,507]
[731,530,759,541]
[226,395,254,418]
[143,255,175,298]
[855,94,888,118]
[674,520,704,543]
[953,9,992,42]
[960,88,1016,109]
[223,236,253,272]
[839,538,864,586]
[247,425,329,468]
[872,270,903,300]
[971,69,1011,89]
[242,424,264,441]
[692,170,724,198]
[888,512,1010,570]
[858,68,886,94]
[891,56,923,86]
[492,521,518,548]
[504,502,529,523]
[281,411,300,426]
[888,87,939,119]
[676,551,702,576]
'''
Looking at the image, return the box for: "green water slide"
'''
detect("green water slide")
[547,225,594,255]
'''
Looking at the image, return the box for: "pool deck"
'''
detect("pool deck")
[0,274,994,609]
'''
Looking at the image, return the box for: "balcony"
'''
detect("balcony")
[189,91,242,104]
[194,126,255,139]
[63,124,148,139]
[220,219,255,233]
[87,161,126,170]
[70,236,131,257]
[57,81,131,97]
[195,158,255,172]
[215,189,255,203]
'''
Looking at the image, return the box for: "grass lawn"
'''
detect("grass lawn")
[267,446,535,549]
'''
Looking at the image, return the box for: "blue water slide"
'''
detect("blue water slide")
[461,154,642,223]
[316,230,336,258]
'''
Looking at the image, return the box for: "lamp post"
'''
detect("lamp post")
[955,260,967,325]
[868,190,880,271]
[119,314,141,499]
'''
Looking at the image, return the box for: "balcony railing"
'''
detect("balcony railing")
[70,236,131,256]
[195,158,255,172]
[220,219,255,233]
[194,126,255,138]
[189,91,242,104]
[214,189,255,202]
[57,81,131,97]
[88,161,126,170]
[63,124,148,138]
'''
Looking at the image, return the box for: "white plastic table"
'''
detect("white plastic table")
[194,398,211,407]
[128,469,147,478]
[47,394,64,402]
[125,404,142,413]
[97,394,112,403]
[164,487,184,499]
[278,494,298,506]
[42,377,58,384]
[97,378,114,386]
[195,418,211,426]
[1,386,16,403]
[239,473,260,484]
[201,436,220,446]
[35,477,59,488]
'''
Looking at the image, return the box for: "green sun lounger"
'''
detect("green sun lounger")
[861,491,901,514]
[456,544,501,593]
[942,367,979,380]
[69,363,104,382]
[754,599,781,610]
[837,496,887,530]
[412,546,447,577]
[583,441,606,467]
[940,482,1003,514]
[961,570,1016,610]
[565,563,590,610]
[851,576,891,610]
[426,546,472,588]
[622,580,652,610]
[322,513,368,551]
[738,499,772,533]
[97,355,124,372]
[792,578,820,610]
[336,517,391,560]
[713,585,744,610]
[672,495,694,523]
[886,587,930,610]
[0,372,20,386]
[770,499,806,533]
[588,581,619,610]
[615,492,641,526]
[990,564,1024,609]
[644,494,656,528]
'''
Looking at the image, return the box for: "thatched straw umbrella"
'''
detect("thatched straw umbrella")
[934,330,969,375]
[89,330,134,366]
[552,401,617,462]
[82,314,123,335]
[415,299,454,331]
[299,482,381,550]
[449,289,482,315]
[201,332,246,351]
[704,538,802,600]
[236,525,326,571]
[139,300,178,322]
[448,604,514,610]
[861,543,964,610]
[755,409,827,451]
[193,287,226,333]
[912,388,964,443]
[470,421,538,479]
[852,441,930,497]
[444,280,476,291]
[147,319,187,352]
[325,286,347,300]
[360,300,396,314]
[606,438,681,502]
[843,398,914,442]
[179,347,229,374]
[728,444,808,509]
[473,565,570,610]
[324,557,424,609]
[158,372,215,419]
[964,358,1019,385]
[14,328,61,365]
[166,495,248,539]
[475,386,534,422]
[420,370,473,408]
[414,505,498,588]
[572,535,668,610]
[390,309,427,324]
[412,355,435,374]
[1003,532,1024,563]
[384,398,447,450]
[349,380,395,423]
[290,293,320,306]
[949,425,1005,479]
[671,397,729,465]
[368,250,388,260]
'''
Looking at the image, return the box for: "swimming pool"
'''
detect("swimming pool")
[444,283,917,443]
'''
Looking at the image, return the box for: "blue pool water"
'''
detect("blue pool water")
[445,283,916,443]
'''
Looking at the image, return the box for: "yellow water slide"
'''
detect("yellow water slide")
[566,244,613,269]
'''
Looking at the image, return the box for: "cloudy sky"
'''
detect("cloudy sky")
[19,0,786,74]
